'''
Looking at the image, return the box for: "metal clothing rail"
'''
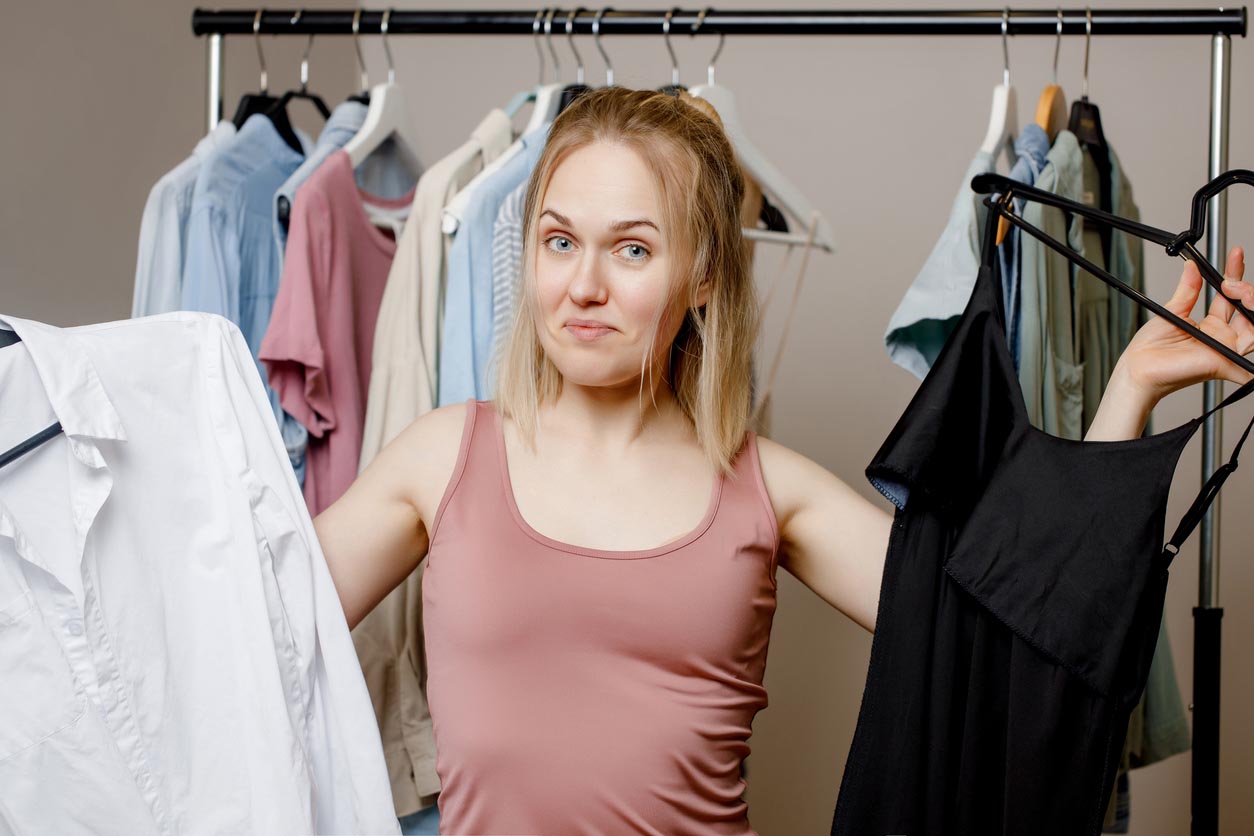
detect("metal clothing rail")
[191,8,1245,835]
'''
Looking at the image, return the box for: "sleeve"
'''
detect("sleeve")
[181,201,240,325]
[204,314,400,835]
[132,174,183,318]
[436,227,475,407]
[259,187,336,439]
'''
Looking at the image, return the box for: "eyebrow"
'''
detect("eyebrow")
[541,208,659,234]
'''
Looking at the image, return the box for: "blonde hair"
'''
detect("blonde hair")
[490,87,760,477]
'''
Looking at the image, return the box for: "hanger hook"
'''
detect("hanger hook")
[692,8,724,86]
[1053,8,1063,86]
[291,10,314,93]
[352,9,369,92]
[544,8,562,81]
[663,8,680,87]
[533,9,549,85]
[252,10,268,93]
[593,7,614,86]
[1083,7,1092,99]
[381,9,396,85]
[1001,8,1011,87]
[566,8,586,86]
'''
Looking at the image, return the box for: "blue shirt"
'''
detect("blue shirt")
[997,124,1050,366]
[438,129,547,404]
[273,101,368,266]
[182,114,311,485]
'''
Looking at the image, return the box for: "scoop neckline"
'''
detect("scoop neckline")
[493,403,724,559]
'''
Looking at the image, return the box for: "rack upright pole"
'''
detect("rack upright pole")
[1193,29,1232,836]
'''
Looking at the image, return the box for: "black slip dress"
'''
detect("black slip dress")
[831,214,1254,836]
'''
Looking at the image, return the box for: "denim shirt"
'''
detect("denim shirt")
[997,124,1050,365]
[182,114,312,485]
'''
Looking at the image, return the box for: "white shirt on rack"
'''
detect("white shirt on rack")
[0,311,398,836]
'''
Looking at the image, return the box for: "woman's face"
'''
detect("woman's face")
[532,141,706,391]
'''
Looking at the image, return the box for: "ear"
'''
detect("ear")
[694,277,711,309]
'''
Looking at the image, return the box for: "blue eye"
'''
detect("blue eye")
[544,235,574,253]
[619,244,649,262]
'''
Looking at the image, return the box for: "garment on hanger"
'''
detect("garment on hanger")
[997,123,1050,363]
[132,120,237,318]
[438,125,548,405]
[1016,130,1087,437]
[490,167,534,361]
[352,108,513,821]
[259,150,415,516]
[423,399,778,835]
[181,113,312,487]
[273,99,420,261]
[0,312,397,836]
[830,210,1254,836]
[884,149,996,379]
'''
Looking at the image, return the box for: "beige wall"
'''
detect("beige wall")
[3,1,1252,834]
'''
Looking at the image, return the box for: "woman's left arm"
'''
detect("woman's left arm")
[766,246,1252,635]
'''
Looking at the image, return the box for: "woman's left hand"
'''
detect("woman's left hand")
[1087,246,1252,442]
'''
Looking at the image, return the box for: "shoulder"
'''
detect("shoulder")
[379,400,478,528]
[751,433,823,533]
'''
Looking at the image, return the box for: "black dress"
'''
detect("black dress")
[831,218,1254,836]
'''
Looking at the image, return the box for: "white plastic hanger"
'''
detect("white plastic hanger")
[980,8,1019,165]
[445,9,571,234]
[342,10,422,181]
[688,13,836,253]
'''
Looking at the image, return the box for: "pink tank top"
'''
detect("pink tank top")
[422,399,780,835]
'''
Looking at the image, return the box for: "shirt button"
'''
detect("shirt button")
[66,619,84,636]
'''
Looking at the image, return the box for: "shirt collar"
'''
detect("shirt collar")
[316,100,369,150]
[0,315,127,444]
[239,113,313,163]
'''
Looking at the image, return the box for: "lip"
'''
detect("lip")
[564,321,614,341]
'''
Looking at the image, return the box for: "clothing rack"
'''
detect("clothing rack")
[191,8,1247,834]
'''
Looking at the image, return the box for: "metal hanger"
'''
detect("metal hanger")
[658,8,685,96]
[342,8,423,180]
[558,7,593,112]
[593,7,615,87]
[266,11,332,122]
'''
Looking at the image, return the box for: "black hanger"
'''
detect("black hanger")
[759,194,790,235]
[973,170,1254,376]
[1067,9,1113,263]
[233,11,304,154]
[0,331,65,471]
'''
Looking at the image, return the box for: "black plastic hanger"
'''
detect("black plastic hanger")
[268,18,332,124]
[1066,9,1113,262]
[232,11,303,154]
[973,170,1254,376]
[0,331,65,471]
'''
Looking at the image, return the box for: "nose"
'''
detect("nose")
[567,251,609,306]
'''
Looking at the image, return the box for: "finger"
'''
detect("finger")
[1166,259,1205,319]
[1221,246,1252,326]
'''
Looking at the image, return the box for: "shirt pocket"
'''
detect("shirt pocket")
[0,590,87,762]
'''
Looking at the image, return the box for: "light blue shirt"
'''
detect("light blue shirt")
[273,101,369,265]
[182,114,311,485]
[996,124,1050,365]
[438,128,547,405]
[132,121,237,318]
[885,150,995,380]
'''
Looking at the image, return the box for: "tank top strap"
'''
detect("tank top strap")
[1164,378,1254,562]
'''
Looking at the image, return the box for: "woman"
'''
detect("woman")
[315,88,1252,833]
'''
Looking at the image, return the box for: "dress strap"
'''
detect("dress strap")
[1164,379,1254,561]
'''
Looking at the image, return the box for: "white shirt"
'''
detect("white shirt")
[131,121,237,318]
[0,312,398,836]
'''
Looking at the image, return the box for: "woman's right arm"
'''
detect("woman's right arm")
[313,403,468,630]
